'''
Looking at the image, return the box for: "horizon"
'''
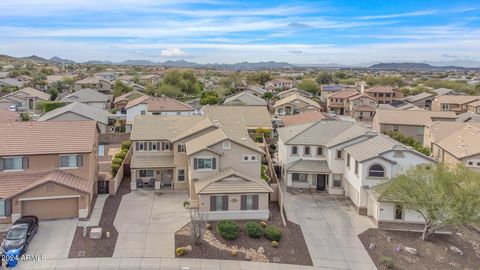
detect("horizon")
[1,0,479,65]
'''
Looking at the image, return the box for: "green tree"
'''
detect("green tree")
[316,72,333,85]
[475,83,480,95]
[379,164,480,241]
[157,84,183,98]
[262,92,273,100]
[113,80,133,97]
[200,91,220,105]
[247,72,272,86]
[298,79,320,95]
[48,87,59,101]
[334,71,347,80]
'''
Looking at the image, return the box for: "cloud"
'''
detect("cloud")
[359,10,437,20]
[288,50,303,54]
[442,54,459,58]
[160,48,186,57]
[288,22,312,29]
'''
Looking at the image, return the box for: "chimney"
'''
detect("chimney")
[360,81,365,93]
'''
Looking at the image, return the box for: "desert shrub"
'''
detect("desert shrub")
[112,158,123,165]
[264,225,282,241]
[121,140,132,150]
[259,221,268,228]
[271,240,279,248]
[176,247,187,256]
[38,101,65,112]
[111,163,121,176]
[230,250,237,257]
[216,220,240,240]
[206,223,212,230]
[245,222,263,238]
[379,256,394,269]
[182,201,190,208]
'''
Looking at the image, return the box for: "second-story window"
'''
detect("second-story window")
[304,146,310,156]
[222,141,231,150]
[177,144,186,153]
[336,150,343,159]
[60,155,83,168]
[347,154,350,168]
[316,147,323,156]
[354,160,359,175]
[194,157,216,170]
[1,157,28,171]
[291,146,298,155]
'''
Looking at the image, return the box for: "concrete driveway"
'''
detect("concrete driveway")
[27,219,78,260]
[284,190,376,270]
[113,189,190,258]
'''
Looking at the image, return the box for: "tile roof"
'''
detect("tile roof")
[403,92,434,103]
[61,88,109,103]
[466,100,480,107]
[0,121,97,156]
[147,96,193,112]
[274,93,320,109]
[203,105,272,130]
[456,112,480,123]
[286,159,330,173]
[277,121,354,145]
[278,111,327,127]
[113,90,144,105]
[374,109,457,126]
[37,102,109,125]
[0,170,93,198]
[131,154,174,169]
[344,134,408,162]
[434,88,456,96]
[130,115,208,141]
[427,121,465,144]
[194,168,273,195]
[0,109,18,123]
[1,87,50,101]
[75,76,101,84]
[327,89,359,99]
[223,91,267,106]
[434,95,480,105]
[435,123,480,159]
[125,95,149,109]
[0,78,25,88]
[355,105,376,112]
[365,86,397,94]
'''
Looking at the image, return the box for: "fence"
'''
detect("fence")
[110,145,132,195]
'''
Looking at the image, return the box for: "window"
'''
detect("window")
[336,150,343,159]
[241,195,259,210]
[140,110,146,115]
[393,125,399,132]
[0,199,5,216]
[177,144,186,153]
[211,196,227,211]
[98,144,105,157]
[161,142,171,151]
[292,173,308,182]
[379,93,384,97]
[333,174,342,187]
[194,157,216,170]
[222,140,231,150]
[355,160,359,175]
[139,170,154,177]
[368,164,385,177]
[385,93,390,97]
[291,146,298,155]
[177,169,185,181]
[304,146,311,156]
[347,154,350,168]
[394,204,404,220]
[416,127,424,136]
[60,155,82,168]
[316,147,323,156]
[2,157,26,171]
[242,155,257,162]
[441,104,449,111]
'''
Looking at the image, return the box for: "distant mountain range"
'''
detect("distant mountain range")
[2,54,480,70]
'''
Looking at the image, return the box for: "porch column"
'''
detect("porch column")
[130,169,137,190]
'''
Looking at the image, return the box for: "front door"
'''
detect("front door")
[98,180,109,194]
[316,174,327,191]
[160,171,173,187]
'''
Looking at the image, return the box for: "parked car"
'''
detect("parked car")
[8,104,17,112]
[1,216,39,256]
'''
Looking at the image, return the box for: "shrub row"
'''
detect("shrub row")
[217,220,282,242]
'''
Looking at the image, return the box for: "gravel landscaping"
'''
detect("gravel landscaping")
[359,227,480,270]
[68,177,131,258]
[175,202,313,266]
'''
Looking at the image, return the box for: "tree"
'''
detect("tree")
[247,72,272,86]
[113,80,132,97]
[184,202,208,245]
[298,79,320,95]
[316,72,333,85]
[200,91,219,105]
[157,84,183,98]
[48,87,59,101]
[379,164,480,241]
[475,83,480,95]
[334,71,347,80]
[263,92,273,100]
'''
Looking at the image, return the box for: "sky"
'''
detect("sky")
[0,0,479,65]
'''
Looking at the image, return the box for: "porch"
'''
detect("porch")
[284,159,343,194]
[130,154,175,190]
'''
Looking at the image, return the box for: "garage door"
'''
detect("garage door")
[22,198,79,220]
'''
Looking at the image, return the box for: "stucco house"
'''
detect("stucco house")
[223,91,267,106]
[273,93,321,115]
[431,95,480,114]
[61,88,111,109]
[74,77,112,93]
[0,87,51,110]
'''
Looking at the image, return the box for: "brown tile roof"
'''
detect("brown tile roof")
[130,115,208,141]
[0,109,18,123]
[466,100,480,107]
[0,170,93,198]
[349,93,376,101]
[0,121,97,156]
[434,95,480,105]
[147,96,193,112]
[355,105,376,112]
[203,105,273,130]
[435,123,480,159]
[279,111,327,127]
[131,154,174,169]
[365,86,396,94]
[374,109,457,126]
[113,90,144,105]
[125,95,149,109]
[327,90,359,99]
[273,93,320,109]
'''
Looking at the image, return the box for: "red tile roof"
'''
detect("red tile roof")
[0,109,18,123]
[279,111,327,127]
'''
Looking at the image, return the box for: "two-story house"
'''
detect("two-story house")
[139,75,161,85]
[273,93,321,115]
[326,90,359,115]
[130,115,272,220]
[61,88,111,109]
[431,95,480,114]
[0,121,98,223]
[74,77,112,93]
[265,79,294,91]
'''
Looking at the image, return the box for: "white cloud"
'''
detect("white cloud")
[160,48,186,57]
[359,10,437,20]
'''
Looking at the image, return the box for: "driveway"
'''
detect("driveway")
[27,219,78,260]
[284,190,376,270]
[113,189,190,258]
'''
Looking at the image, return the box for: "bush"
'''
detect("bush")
[112,158,123,165]
[245,222,263,238]
[216,220,240,240]
[111,163,121,176]
[121,140,132,150]
[264,225,282,241]
[230,250,237,257]
[271,240,279,248]
[259,221,268,228]
[38,101,65,113]
[183,201,190,208]
[114,151,127,160]
[255,135,263,143]
[379,256,394,269]
[176,247,187,256]
[206,223,212,230]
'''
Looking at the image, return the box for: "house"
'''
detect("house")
[223,91,267,106]
[274,93,321,115]
[277,88,312,100]
[113,90,144,111]
[15,75,33,83]
[129,115,272,220]
[61,88,111,109]
[125,95,194,132]
[364,86,404,104]
[428,123,480,171]
[0,109,18,123]
[320,84,343,101]
[139,74,161,85]
[326,89,359,115]
[0,87,51,110]
[373,110,457,144]
[423,121,464,149]
[403,92,435,109]
[94,72,117,81]
[466,100,480,114]
[433,88,458,96]
[37,102,110,133]
[276,110,328,128]
[0,78,25,89]
[245,84,268,96]
[0,121,98,222]
[277,120,435,228]
[119,80,145,92]
[378,100,420,111]
[431,95,480,114]
[202,105,273,132]
[456,112,480,123]
[265,78,294,90]
[348,93,378,121]
[74,77,112,93]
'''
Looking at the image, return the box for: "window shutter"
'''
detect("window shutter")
[210,196,216,211]
[222,196,228,211]
[143,142,147,150]
[253,195,259,210]
[77,155,83,167]
[22,157,29,169]
[0,158,3,171]
[212,158,216,169]
[135,142,139,151]
[193,158,198,169]
[240,195,246,210]
[148,142,152,150]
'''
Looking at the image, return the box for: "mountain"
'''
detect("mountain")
[49,56,76,64]
[21,55,50,63]
[427,60,480,68]
[119,59,157,66]
[368,62,478,70]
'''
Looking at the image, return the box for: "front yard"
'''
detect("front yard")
[359,227,480,269]
[174,202,313,265]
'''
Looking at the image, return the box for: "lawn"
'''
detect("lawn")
[359,227,480,269]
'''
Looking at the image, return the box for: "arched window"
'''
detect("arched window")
[304,146,310,155]
[368,164,385,177]
[291,146,298,155]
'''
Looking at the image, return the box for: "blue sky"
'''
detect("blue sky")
[0,0,479,64]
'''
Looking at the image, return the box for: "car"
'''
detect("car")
[8,105,17,112]
[1,216,38,256]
